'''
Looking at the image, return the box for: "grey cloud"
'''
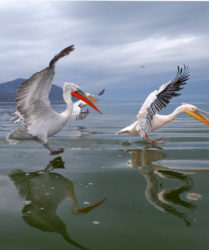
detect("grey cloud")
[0,1,209,99]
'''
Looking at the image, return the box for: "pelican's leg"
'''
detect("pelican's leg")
[38,139,64,155]
[143,133,164,144]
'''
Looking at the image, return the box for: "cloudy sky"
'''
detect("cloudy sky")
[1,1,209,101]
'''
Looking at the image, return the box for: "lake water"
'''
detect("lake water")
[1,102,209,250]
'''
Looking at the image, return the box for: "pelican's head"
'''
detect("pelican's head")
[63,82,103,114]
[183,103,209,126]
[63,82,80,93]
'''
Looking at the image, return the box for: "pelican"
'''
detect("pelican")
[117,65,209,144]
[121,148,195,227]
[7,45,102,155]
[71,88,105,120]
[10,156,106,250]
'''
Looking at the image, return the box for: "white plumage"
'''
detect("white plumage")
[7,45,102,154]
[71,100,90,121]
[117,66,209,144]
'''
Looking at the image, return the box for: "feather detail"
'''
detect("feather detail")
[71,108,89,120]
[97,88,105,96]
[49,45,74,68]
[137,65,189,137]
[10,46,75,142]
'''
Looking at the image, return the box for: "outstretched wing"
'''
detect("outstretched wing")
[137,65,189,137]
[71,101,82,120]
[71,108,90,120]
[13,45,74,140]
[97,88,105,96]
[15,67,55,128]
[71,100,90,120]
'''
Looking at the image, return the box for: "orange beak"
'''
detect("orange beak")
[88,96,98,103]
[184,108,209,126]
[71,89,103,114]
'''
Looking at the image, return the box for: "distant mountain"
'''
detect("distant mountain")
[0,78,64,103]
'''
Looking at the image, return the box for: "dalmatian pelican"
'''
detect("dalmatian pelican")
[7,45,102,155]
[117,65,209,144]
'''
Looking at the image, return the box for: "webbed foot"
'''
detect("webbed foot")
[154,138,164,144]
[143,134,165,145]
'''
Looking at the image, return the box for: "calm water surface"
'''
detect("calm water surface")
[1,102,209,250]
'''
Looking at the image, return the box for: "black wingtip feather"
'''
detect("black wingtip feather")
[151,65,190,117]
[175,65,190,84]
[49,45,75,68]
[97,88,105,96]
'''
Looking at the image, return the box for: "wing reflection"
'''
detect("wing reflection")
[9,157,106,250]
[121,148,202,227]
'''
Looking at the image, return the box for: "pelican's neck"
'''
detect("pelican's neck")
[61,92,74,120]
[167,104,185,122]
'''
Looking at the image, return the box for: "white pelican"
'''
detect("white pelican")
[71,88,105,120]
[117,65,209,144]
[7,45,102,155]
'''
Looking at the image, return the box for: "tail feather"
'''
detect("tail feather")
[116,121,140,135]
[7,127,34,144]
[116,129,129,135]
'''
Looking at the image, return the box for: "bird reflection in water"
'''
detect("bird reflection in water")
[9,157,106,250]
[120,147,203,227]
[68,126,100,138]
